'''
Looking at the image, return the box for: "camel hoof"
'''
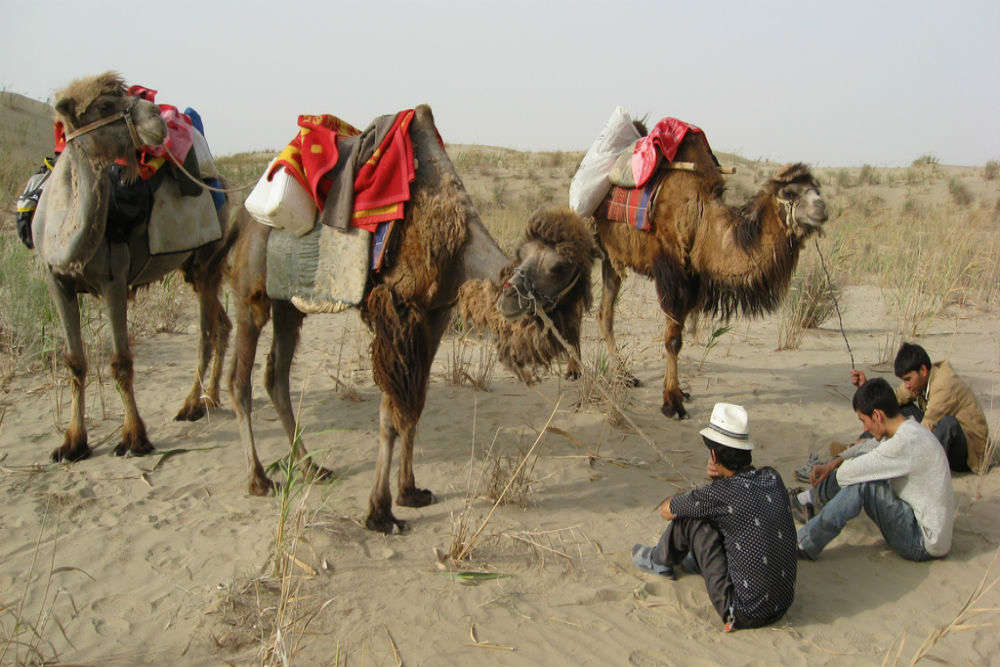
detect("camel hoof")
[365,513,407,534]
[621,374,641,388]
[51,439,92,463]
[305,463,336,482]
[249,475,276,496]
[113,432,155,457]
[174,402,206,422]
[660,402,688,421]
[397,488,435,508]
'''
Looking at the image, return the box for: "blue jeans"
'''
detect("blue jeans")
[798,479,932,562]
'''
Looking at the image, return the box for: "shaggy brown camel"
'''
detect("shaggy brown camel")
[594,133,828,420]
[31,72,231,461]
[226,105,596,533]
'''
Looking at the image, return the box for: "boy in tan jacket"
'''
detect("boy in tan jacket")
[849,343,989,473]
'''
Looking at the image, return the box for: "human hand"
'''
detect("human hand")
[707,460,726,479]
[850,369,867,387]
[810,457,843,486]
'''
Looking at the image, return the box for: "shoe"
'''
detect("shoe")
[787,487,815,525]
[632,544,675,578]
[794,452,826,483]
[796,546,815,561]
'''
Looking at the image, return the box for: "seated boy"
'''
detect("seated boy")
[632,403,797,631]
[850,343,989,473]
[793,378,955,562]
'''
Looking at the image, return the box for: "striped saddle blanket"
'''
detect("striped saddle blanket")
[597,170,665,232]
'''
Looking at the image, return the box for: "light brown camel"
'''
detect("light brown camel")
[225,105,596,533]
[31,72,231,461]
[594,133,828,419]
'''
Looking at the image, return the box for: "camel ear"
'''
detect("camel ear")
[55,98,75,121]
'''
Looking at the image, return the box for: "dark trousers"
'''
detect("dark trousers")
[860,403,969,472]
[651,518,782,629]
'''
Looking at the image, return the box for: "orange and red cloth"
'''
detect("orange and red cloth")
[271,110,416,232]
[53,84,196,181]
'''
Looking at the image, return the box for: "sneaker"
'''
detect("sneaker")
[794,452,826,484]
[796,546,816,561]
[632,544,675,578]
[787,487,815,525]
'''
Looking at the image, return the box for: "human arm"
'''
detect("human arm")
[850,369,867,387]
[659,496,677,520]
[835,432,917,485]
[662,484,720,521]
[810,457,843,485]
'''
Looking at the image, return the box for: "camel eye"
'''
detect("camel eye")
[779,185,799,200]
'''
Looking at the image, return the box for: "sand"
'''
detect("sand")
[1,277,998,666]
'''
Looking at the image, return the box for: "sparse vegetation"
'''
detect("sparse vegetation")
[948,177,974,207]
[984,160,999,181]
[912,154,940,167]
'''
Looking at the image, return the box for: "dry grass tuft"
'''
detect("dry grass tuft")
[446,319,498,391]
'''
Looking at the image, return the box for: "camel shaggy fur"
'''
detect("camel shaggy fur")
[594,132,828,419]
[31,72,232,461]
[225,105,596,533]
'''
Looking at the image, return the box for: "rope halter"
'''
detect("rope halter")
[775,195,797,232]
[501,266,581,316]
[64,96,145,152]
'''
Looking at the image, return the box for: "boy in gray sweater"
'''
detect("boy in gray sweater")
[793,378,954,561]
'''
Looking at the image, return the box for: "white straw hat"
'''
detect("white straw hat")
[699,403,754,451]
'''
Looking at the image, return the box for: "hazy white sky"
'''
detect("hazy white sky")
[2,0,997,166]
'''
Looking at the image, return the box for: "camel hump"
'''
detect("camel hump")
[414,104,435,128]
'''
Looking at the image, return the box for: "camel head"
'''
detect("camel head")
[54,71,165,168]
[769,163,828,240]
[498,209,597,320]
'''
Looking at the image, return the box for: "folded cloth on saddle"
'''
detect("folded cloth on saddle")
[608,117,714,189]
[273,111,416,231]
[597,171,666,232]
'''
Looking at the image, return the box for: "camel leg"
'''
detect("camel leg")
[175,268,231,421]
[46,275,91,462]
[367,393,405,533]
[265,300,333,481]
[229,293,273,495]
[103,273,154,456]
[395,307,450,508]
[661,310,691,420]
[596,256,639,387]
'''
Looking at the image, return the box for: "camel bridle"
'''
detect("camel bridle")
[65,96,145,151]
[502,265,581,315]
[775,195,797,232]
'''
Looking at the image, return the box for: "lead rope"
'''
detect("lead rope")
[525,297,693,486]
[162,145,257,194]
[813,238,854,369]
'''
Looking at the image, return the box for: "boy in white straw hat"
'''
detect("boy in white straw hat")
[632,402,798,631]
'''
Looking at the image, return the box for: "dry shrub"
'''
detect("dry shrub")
[984,160,999,181]
[483,436,540,508]
[575,348,630,426]
[947,177,974,207]
[777,245,841,350]
[912,154,940,168]
[128,273,189,336]
[858,164,881,186]
[446,321,498,391]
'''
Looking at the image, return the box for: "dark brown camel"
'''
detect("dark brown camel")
[594,133,828,419]
[225,105,596,533]
[31,72,231,462]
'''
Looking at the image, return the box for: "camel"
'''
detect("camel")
[31,72,231,462]
[594,132,828,420]
[225,105,596,533]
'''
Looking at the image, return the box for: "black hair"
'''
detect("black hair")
[894,342,931,378]
[702,436,752,472]
[851,378,901,418]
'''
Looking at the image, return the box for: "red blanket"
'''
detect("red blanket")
[271,114,363,209]
[272,111,416,232]
[599,171,665,232]
[630,117,711,188]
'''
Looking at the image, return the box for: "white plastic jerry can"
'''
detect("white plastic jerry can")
[244,159,318,237]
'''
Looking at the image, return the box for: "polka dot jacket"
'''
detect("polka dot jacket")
[670,466,798,621]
